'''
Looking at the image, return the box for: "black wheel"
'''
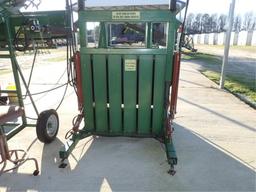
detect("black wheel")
[36,109,59,143]
[33,170,39,176]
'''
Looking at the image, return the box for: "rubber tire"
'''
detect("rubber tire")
[36,109,59,144]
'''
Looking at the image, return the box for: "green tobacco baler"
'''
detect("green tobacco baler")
[60,1,185,175]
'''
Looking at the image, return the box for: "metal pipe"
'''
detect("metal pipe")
[219,0,236,89]
[5,16,28,124]
[170,0,176,12]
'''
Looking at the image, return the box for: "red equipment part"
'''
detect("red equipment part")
[165,52,181,138]
[170,52,181,119]
[0,106,39,176]
[74,51,83,110]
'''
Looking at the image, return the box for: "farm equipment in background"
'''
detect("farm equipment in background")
[181,34,197,52]
[0,10,68,51]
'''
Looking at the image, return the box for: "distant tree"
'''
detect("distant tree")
[218,14,227,32]
[232,15,242,45]
[192,13,203,33]
[201,14,211,33]
[247,14,256,31]
[233,15,242,32]
[253,16,256,31]
[185,13,195,34]
[242,12,255,31]
[185,11,256,35]
[242,12,256,45]
[210,14,218,33]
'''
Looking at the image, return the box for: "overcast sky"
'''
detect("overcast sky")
[21,0,256,16]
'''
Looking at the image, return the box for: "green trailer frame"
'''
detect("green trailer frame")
[0,7,65,140]
[0,8,35,139]
[60,4,182,174]
[0,2,64,175]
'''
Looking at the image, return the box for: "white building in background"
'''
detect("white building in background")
[193,31,256,46]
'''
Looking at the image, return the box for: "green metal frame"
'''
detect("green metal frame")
[0,9,37,140]
[60,8,180,172]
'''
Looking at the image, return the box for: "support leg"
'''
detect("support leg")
[59,131,92,168]
[165,138,178,175]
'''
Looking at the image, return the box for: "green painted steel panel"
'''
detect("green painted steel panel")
[152,55,166,136]
[80,48,167,55]
[92,54,108,132]
[108,55,122,133]
[123,55,137,134]
[78,9,179,137]
[81,54,95,131]
[138,55,153,134]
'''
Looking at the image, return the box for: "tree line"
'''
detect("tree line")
[185,12,256,34]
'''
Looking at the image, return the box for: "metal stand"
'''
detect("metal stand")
[0,10,40,137]
[0,9,39,176]
[0,126,39,176]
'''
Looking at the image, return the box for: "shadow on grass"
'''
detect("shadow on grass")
[182,52,222,65]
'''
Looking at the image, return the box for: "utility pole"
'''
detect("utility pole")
[219,0,236,89]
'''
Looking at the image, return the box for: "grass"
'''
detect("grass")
[196,44,256,53]
[182,51,256,104]
[230,45,256,53]
[182,52,222,65]
[201,70,256,103]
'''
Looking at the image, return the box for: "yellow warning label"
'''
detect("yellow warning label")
[125,59,137,71]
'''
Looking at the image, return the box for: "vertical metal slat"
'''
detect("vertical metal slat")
[82,54,95,131]
[152,55,166,136]
[138,55,153,134]
[108,55,122,133]
[93,54,108,132]
[123,55,137,134]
